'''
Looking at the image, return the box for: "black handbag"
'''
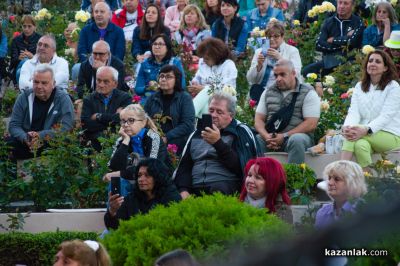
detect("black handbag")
[265,91,299,133]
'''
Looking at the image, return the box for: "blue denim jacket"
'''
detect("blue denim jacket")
[245,6,285,31]
[362,24,400,47]
[0,33,7,58]
[135,57,186,100]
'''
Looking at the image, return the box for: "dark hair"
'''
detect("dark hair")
[221,0,239,14]
[239,158,291,213]
[159,65,183,92]
[150,33,174,62]
[204,0,222,16]
[155,249,199,266]
[361,50,399,92]
[134,158,171,200]
[139,4,165,40]
[196,37,232,65]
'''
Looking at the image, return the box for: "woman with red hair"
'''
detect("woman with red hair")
[239,157,292,222]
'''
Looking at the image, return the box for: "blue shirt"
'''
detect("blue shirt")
[245,6,285,32]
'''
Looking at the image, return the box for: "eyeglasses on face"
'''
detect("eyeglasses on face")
[158,74,175,80]
[120,118,142,125]
[152,42,166,47]
[93,51,108,56]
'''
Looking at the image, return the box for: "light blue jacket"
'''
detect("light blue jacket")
[245,6,285,31]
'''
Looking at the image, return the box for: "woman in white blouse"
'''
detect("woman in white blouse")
[341,50,400,168]
[187,37,237,118]
[246,20,302,100]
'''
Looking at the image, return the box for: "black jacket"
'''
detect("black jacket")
[144,91,195,142]
[10,32,41,70]
[316,14,364,55]
[81,89,131,136]
[76,55,128,99]
[213,16,245,50]
[109,129,173,179]
[104,182,181,230]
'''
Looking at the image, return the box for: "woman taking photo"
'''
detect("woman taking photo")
[164,0,189,33]
[131,4,171,63]
[105,158,181,230]
[54,240,111,266]
[239,157,292,222]
[135,34,186,100]
[10,15,41,85]
[362,2,400,47]
[188,37,237,118]
[211,0,248,57]
[315,160,367,229]
[246,21,302,102]
[202,0,222,26]
[145,65,195,154]
[104,104,171,185]
[341,50,400,168]
[173,5,211,54]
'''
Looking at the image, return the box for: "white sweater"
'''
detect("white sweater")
[344,80,400,136]
[246,42,302,87]
[19,54,69,91]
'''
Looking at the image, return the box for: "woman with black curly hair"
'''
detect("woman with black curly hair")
[104,158,181,230]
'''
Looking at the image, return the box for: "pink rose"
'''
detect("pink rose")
[132,95,141,103]
[9,15,15,23]
[287,38,298,47]
[249,99,257,108]
[167,144,178,154]
[13,32,21,38]
[340,93,348,99]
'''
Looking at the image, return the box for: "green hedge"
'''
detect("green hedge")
[103,193,293,266]
[0,231,98,266]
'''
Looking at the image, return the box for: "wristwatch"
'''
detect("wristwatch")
[283,132,289,141]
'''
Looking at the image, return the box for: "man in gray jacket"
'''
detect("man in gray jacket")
[7,64,74,160]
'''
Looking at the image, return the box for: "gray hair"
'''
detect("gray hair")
[209,91,237,117]
[33,64,55,81]
[92,40,111,53]
[274,59,295,72]
[323,160,368,199]
[39,34,57,50]
[94,1,112,17]
[97,66,118,82]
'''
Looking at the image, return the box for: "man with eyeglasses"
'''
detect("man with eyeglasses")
[19,34,69,91]
[77,1,125,63]
[76,40,128,99]
[244,0,285,32]
[81,66,131,151]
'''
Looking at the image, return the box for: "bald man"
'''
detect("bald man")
[77,1,126,62]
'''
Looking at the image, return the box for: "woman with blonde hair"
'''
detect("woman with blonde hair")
[164,0,189,32]
[172,5,211,53]
[103,104,172,190]
[315,160,368,229]
[54,240,111,266]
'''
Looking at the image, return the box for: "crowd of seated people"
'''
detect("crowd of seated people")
[2,0,399,249]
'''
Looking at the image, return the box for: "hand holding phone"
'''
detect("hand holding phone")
[111,177,121,196]
[198,114,213,131]
[261,39,270,57]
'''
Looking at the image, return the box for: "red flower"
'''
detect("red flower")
[13,32,21,38]
[249,99,257,108]
[340,93,349,99]
[9,15,15,23]
[167,144,178,154]
[132,95,141,103]
[287,38,298,47]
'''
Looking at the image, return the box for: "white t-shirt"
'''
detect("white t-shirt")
[256,87,321,118]
[124,11,138,41]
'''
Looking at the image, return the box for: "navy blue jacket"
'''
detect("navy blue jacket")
[77,22,126,62]
[131,26,171,57]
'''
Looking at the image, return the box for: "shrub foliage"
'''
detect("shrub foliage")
[103,193,293,266]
